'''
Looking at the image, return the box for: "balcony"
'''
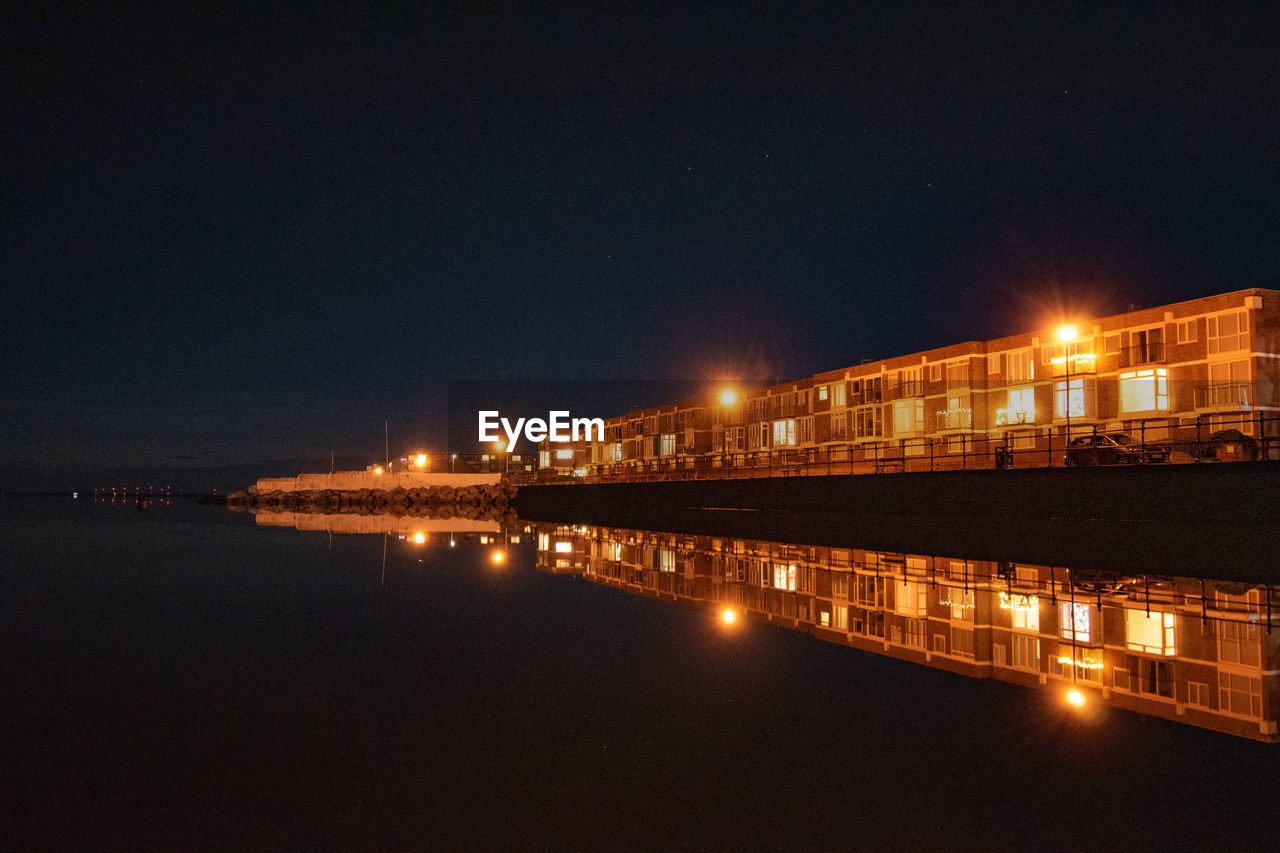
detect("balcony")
[935,408,973,430]
[886,380,925,400]
[1119,342,1165,368]
[1195,382,1255,410]
[851,388,882,405]
[1049,352,1098,377]
[994,408,1035,427]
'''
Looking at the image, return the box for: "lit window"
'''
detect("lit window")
[772,419,796,446]
[893,399,923,435]
[1125,610,1176,655]
[1119,368,1168,412]
[772,563,797,591]
[539,451,550,467]
[832,383,847,406]
[1060,602,1091,642]
[1054,378,1087,418]
[555,449,573,460]
[660,434,676,455]
[1001,592,1040,632]
[658,549,676,572]
[895,579,927,616]
[998,386,1035,426]
[818,385,829,401]
[554,541,573,553]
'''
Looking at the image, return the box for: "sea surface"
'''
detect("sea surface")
[2,496,1276,849]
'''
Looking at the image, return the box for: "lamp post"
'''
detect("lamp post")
[717,387,740,472]
[1058,325,1077,464]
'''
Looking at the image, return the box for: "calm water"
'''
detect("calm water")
[2,497,1277,849]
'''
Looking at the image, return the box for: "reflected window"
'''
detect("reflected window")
[1219,672,1263,717]
[1000,592,1040,632]
[896,580,927,616]
[1217,621,1261,668]
[1011,635,1039,671]
[1060,602,1092,643]
[1126,610,1177,655]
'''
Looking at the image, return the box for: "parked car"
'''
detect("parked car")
[1065,433,1171,466]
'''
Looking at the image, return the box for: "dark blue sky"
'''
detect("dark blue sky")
[3,2,1277,476]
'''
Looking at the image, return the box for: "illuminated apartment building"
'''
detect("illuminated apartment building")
[534,523,1280,742]
[537,287,1278,478]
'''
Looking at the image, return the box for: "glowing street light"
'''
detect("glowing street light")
[1066,688,1087,708]
[1058,324,1079,460]
[412,532,426,545]
[720,607,738,625]
[718,388,739,406]
[490,549,507,566]
[414,453,428,468]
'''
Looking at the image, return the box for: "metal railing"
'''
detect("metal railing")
[506,410,1278,485]
[1195,382,1254,409]
[1119,342,1166,368]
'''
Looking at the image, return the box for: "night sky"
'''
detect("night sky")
[3,3,1277,483]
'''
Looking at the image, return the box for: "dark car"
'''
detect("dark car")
[1066,433,1170,466]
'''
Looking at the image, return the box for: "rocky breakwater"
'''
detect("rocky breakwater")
[225,480,518,520]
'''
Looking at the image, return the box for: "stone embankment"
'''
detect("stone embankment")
[225,480,517,516]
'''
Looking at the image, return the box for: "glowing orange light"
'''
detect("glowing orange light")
[493,440,506,453]
[720,607,738,625]
[490,549,507,566]
[718,388,739,406]
[373,466,384,475]
[413,532,425,545]
[1066,688,1087,708]
[414,453,427,468]
[1057,325,1078,342]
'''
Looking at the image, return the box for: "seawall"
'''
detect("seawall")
[514,462,1280,580]
[251,471,501,493]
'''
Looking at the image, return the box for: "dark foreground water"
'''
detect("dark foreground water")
[2,498,1276,849]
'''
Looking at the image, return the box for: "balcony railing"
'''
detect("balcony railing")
[1119,342,1165,368]
[1049,353,1098,377]
[935,408,973,430]
[851,388,882,405]
[1195,382,1254,410]
[886,380,924,400]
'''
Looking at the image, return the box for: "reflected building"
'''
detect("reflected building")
[535,523,1278,741]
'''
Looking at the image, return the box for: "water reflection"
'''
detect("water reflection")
[242,505,1277,743]
[532,522,1278,742]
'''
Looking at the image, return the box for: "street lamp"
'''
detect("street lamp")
[1058,325,1078,463]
